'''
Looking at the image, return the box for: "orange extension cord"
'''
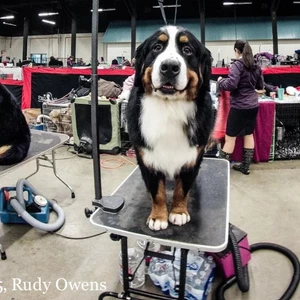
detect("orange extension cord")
[99,154,137,169]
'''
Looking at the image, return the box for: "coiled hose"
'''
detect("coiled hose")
[216,241,300,300]
[9,179,65,232]
[228,226,250,292]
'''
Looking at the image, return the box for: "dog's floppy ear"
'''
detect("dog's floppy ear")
[201,47,212,92]
[0,83,11,104]
[133,38,151,87]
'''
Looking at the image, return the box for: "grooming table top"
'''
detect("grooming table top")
[0,130,69,177]
[90,158,230,252]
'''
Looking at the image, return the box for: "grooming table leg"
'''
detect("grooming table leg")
[25,156,41,179]
[51,150,75,198]
[0,244,7,260]
[178,248,189,299]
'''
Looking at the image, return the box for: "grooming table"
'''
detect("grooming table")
[0,130,74,197]
[90,158,230,299]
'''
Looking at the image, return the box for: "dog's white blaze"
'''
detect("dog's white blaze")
[141,95,198,178]
[151,26,188,93]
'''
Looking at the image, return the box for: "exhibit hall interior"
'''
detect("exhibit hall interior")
[0,1,300,300]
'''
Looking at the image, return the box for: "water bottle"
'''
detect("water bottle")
[184,272,195,299]
[189,277,205,300]
[148,252,171,293]
[136,240,160,273]
[119,247,145,288]
[173,249,204,275]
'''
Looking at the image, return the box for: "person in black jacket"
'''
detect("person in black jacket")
[217,40,264,175]
[49,56,61,67]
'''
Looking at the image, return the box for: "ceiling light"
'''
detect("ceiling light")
[39,12,59,16]
[153,5,181,8]
[224,1,252,4]
[0,15,14,20]
[3,21,17,27]
[42,19,56,25]
[90,8,116,12]
[293,1,300,3]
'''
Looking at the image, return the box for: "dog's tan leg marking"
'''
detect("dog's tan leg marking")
[169,178,191,226]
[0,145,12,157]
[147,179,169,231]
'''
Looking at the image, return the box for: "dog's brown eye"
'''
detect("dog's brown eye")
[153,44,163,52]
[183,46,192,55]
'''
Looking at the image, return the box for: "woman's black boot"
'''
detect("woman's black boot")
[219,149,232,161]
[233,148,254,175]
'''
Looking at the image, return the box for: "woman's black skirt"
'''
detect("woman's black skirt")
[226,106,259,137]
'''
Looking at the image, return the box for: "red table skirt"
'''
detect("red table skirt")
[214,91,276,163]
[232,101,276,162]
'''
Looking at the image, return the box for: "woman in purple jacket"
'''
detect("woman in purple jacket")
[217,40,264,175]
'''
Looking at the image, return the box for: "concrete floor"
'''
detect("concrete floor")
[0,145,299,300]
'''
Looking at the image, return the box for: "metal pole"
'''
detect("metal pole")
[130,14,136,59]
[23,17,29,61]
[71,18,77,59]
[91,0,102,200]
[271,9,278,55]
[121,237,130,294]
[178,248,189,299]
[198,0,205,46]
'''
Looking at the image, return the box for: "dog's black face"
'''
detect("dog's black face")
[134,25,211,101]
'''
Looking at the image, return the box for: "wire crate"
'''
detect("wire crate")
[275,126,300,160]
[276,103,300,127]
[40,99,73,138]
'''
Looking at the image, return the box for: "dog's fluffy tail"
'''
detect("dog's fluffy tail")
[0,142,30,165]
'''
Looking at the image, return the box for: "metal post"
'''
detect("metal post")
[271,9,278,55]
[23,17,29,61]
[91,0,102,200]
[71,18,77,59]
[121,237,130,294]
[178,248,189,299]
[131,14,136,59]
[198,0,205,46]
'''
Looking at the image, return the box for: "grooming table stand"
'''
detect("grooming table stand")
[0,130,75,258]
[25,149,75,198]
[90,158,230,300]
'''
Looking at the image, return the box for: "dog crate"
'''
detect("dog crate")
[41,102,73,136]
[39,98,73,139]
[71,96,121,155]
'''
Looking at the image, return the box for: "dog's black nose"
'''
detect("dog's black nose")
[160,60,180,78]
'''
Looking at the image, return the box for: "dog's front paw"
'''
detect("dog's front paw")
[147,216,168,231]
[169,212,191,226]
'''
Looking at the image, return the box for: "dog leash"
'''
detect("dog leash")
[157,0,168,25]
[157,0,179,25]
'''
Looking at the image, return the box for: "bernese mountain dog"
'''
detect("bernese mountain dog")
[127,25,213,231]
[0,83,31,165]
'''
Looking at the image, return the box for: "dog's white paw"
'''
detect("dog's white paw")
[169,213,191,226]
[147,218,169,231]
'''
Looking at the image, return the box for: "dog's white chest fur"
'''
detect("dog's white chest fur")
[140,95,198,178]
